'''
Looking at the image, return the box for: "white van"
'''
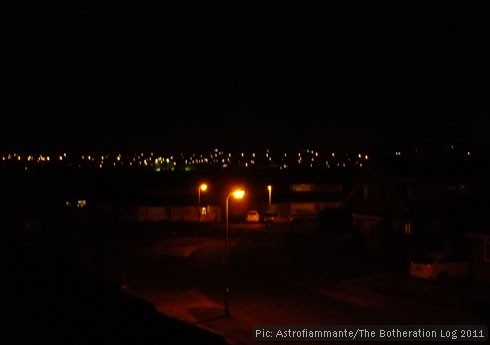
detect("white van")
[245,210,260,222]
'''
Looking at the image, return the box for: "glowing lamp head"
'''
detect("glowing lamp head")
[200,184,208,191]
[232,190,245,199]
[267,185,272,191]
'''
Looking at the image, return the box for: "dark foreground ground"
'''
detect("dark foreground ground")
[1,229,229,345]
[76,221,490,345]
[2,214,490,345]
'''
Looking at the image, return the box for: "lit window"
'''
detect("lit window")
[404,223,412,235]
[77,200,87,208]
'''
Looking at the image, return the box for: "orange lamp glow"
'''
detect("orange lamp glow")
[231,189,245,199]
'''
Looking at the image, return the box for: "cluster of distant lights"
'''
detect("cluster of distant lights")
[0,146,475,171]
[182,148,370,170]
[0,152,178,171]
[393,144,473,157]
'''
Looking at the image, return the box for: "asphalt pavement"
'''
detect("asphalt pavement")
[79,223,486,345]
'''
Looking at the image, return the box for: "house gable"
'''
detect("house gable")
[345,167,409,217]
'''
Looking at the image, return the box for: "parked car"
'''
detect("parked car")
[263,212,295,227]
[409,251,469,281]
[245,210,260,223]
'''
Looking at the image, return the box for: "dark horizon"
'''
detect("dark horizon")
[1,139,490,155]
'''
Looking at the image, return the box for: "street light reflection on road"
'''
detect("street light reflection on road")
[224,188,245,317]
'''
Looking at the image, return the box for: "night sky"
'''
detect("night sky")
[1,2,488,152]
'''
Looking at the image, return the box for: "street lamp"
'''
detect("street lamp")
[267,185,272,207]
[224,188,245,317]
[198,183,208,220]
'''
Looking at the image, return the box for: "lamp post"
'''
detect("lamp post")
[198,183,208,220]
[267,185,272,207]
[224,189,245,317]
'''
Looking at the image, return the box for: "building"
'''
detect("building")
[467,230,490,283]
[343,158,483,260]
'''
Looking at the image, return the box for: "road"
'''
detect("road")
[80,223,484,345]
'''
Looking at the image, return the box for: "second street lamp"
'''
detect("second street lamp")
[267,185,272,207]
[224,189,245,317]
[198,183,208,220]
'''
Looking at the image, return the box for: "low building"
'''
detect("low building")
[343,160,483,261]
[123,205,220,223]
[467,231,490,283]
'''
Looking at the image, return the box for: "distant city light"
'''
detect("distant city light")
[0,145,476,173]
